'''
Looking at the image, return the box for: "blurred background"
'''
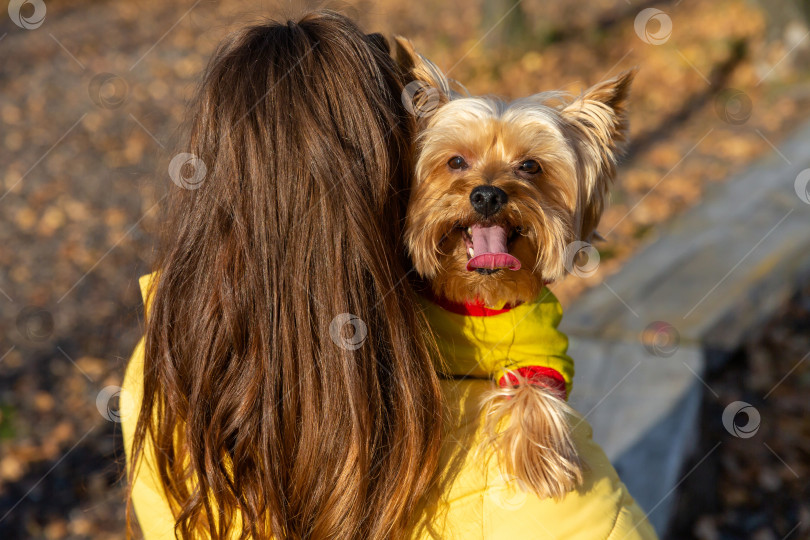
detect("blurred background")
[1,0,809,538]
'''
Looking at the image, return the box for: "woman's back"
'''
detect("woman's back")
[126,274,656,539]
[126,13,444,539]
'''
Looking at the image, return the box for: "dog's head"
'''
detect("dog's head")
[396,38,634,307]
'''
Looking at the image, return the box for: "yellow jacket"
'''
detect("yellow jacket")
[123,273,658,539]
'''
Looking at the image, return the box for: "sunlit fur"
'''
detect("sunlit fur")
[395,37,634,499]
[479,374,583,499]
[398,38,634,307]
[407,95,580,307]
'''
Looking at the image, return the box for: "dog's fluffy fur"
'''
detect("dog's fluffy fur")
[395,37,634,499]
[481,374,582,498]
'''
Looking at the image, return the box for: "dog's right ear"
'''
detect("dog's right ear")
[393,36,451,114]
[562,69,636,241]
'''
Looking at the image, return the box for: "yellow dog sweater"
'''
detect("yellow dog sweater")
[417,287,574,398]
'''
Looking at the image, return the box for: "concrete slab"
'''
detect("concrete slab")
[560,120,810,535]
[568,340,703,468]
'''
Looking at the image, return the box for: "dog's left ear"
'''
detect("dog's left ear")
[366,33,390,54]
[562,69,636,241]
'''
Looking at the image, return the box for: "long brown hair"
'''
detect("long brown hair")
[129,12,444,539]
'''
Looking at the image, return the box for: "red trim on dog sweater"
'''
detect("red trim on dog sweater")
[422,290,521,317]
[498,366,567,399]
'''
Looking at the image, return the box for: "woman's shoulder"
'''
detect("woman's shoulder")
[120,273,154,477]
[122,272,156,434]
[121,335,146,483]
[122,272,154,444]
[476,428,658,539]
[419,379,658,540]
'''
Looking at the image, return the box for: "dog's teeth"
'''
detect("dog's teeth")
[467,247,474,257]
[466,227,472,235]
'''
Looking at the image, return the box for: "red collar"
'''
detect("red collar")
[422,289,522,317]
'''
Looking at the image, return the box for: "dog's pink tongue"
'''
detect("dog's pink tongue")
[466,224,521,271]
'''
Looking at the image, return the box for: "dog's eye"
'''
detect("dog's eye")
[518,160,542,175]
[447,156,468,170]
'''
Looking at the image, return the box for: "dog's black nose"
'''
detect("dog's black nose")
[470,185,507,217]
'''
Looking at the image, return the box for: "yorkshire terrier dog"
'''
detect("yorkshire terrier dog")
[395,37,635,499]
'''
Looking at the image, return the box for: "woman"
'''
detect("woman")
[123,11,657,540]
[125,12,443,539]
